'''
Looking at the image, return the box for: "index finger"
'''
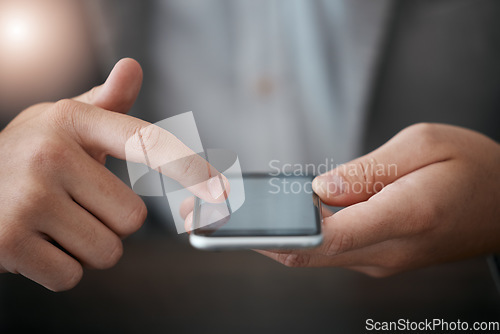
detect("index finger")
[50,99,229,203]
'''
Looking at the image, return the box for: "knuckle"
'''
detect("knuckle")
[14,182,55,219]
[363,267,394,278]
[119,200,147,236]
[377,251,411,273]
[47,99,89,145]
[278,253,311,268]
[341,159,377,196]
[85,86,98,103]
[28,137,72,172]
[51,264,83,292]
[53,98,76,112]
[49,99,78,124]
[126,124,163,165]
[403,122,436,137]
[357,160,376,191]
[0,225,29,262]
[95,237,123,270]
[401,123,443,150]
[137,125,162,153]
[179,154,199,179]
[324,231,354,256]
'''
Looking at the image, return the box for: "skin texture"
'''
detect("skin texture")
[257,123,500,276]
[0,58,228,291]
[181,123,500,277]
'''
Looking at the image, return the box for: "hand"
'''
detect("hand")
[258,123,500,277]
[0,58,228,291]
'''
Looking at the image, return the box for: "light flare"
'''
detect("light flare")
[0,0,95,120]
[2,15,32,45]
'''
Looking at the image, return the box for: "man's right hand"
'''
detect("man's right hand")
[0,58,228,291]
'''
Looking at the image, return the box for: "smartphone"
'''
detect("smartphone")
[189,174,323,250]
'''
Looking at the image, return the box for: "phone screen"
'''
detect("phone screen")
[192,175,321,236]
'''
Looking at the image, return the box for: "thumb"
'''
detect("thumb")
[73,58,143,113]
[311,156,397,207]
[312,123,453,206]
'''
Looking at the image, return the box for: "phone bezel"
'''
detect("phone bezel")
[190,174,323,250]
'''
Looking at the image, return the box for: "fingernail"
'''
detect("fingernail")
[208,176,227,200]
[312,174,345,197]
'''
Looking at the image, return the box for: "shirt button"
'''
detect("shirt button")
[255,76,274,97]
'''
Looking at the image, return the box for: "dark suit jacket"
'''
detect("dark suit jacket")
[365,0,500,291]
[364,0,500,151]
